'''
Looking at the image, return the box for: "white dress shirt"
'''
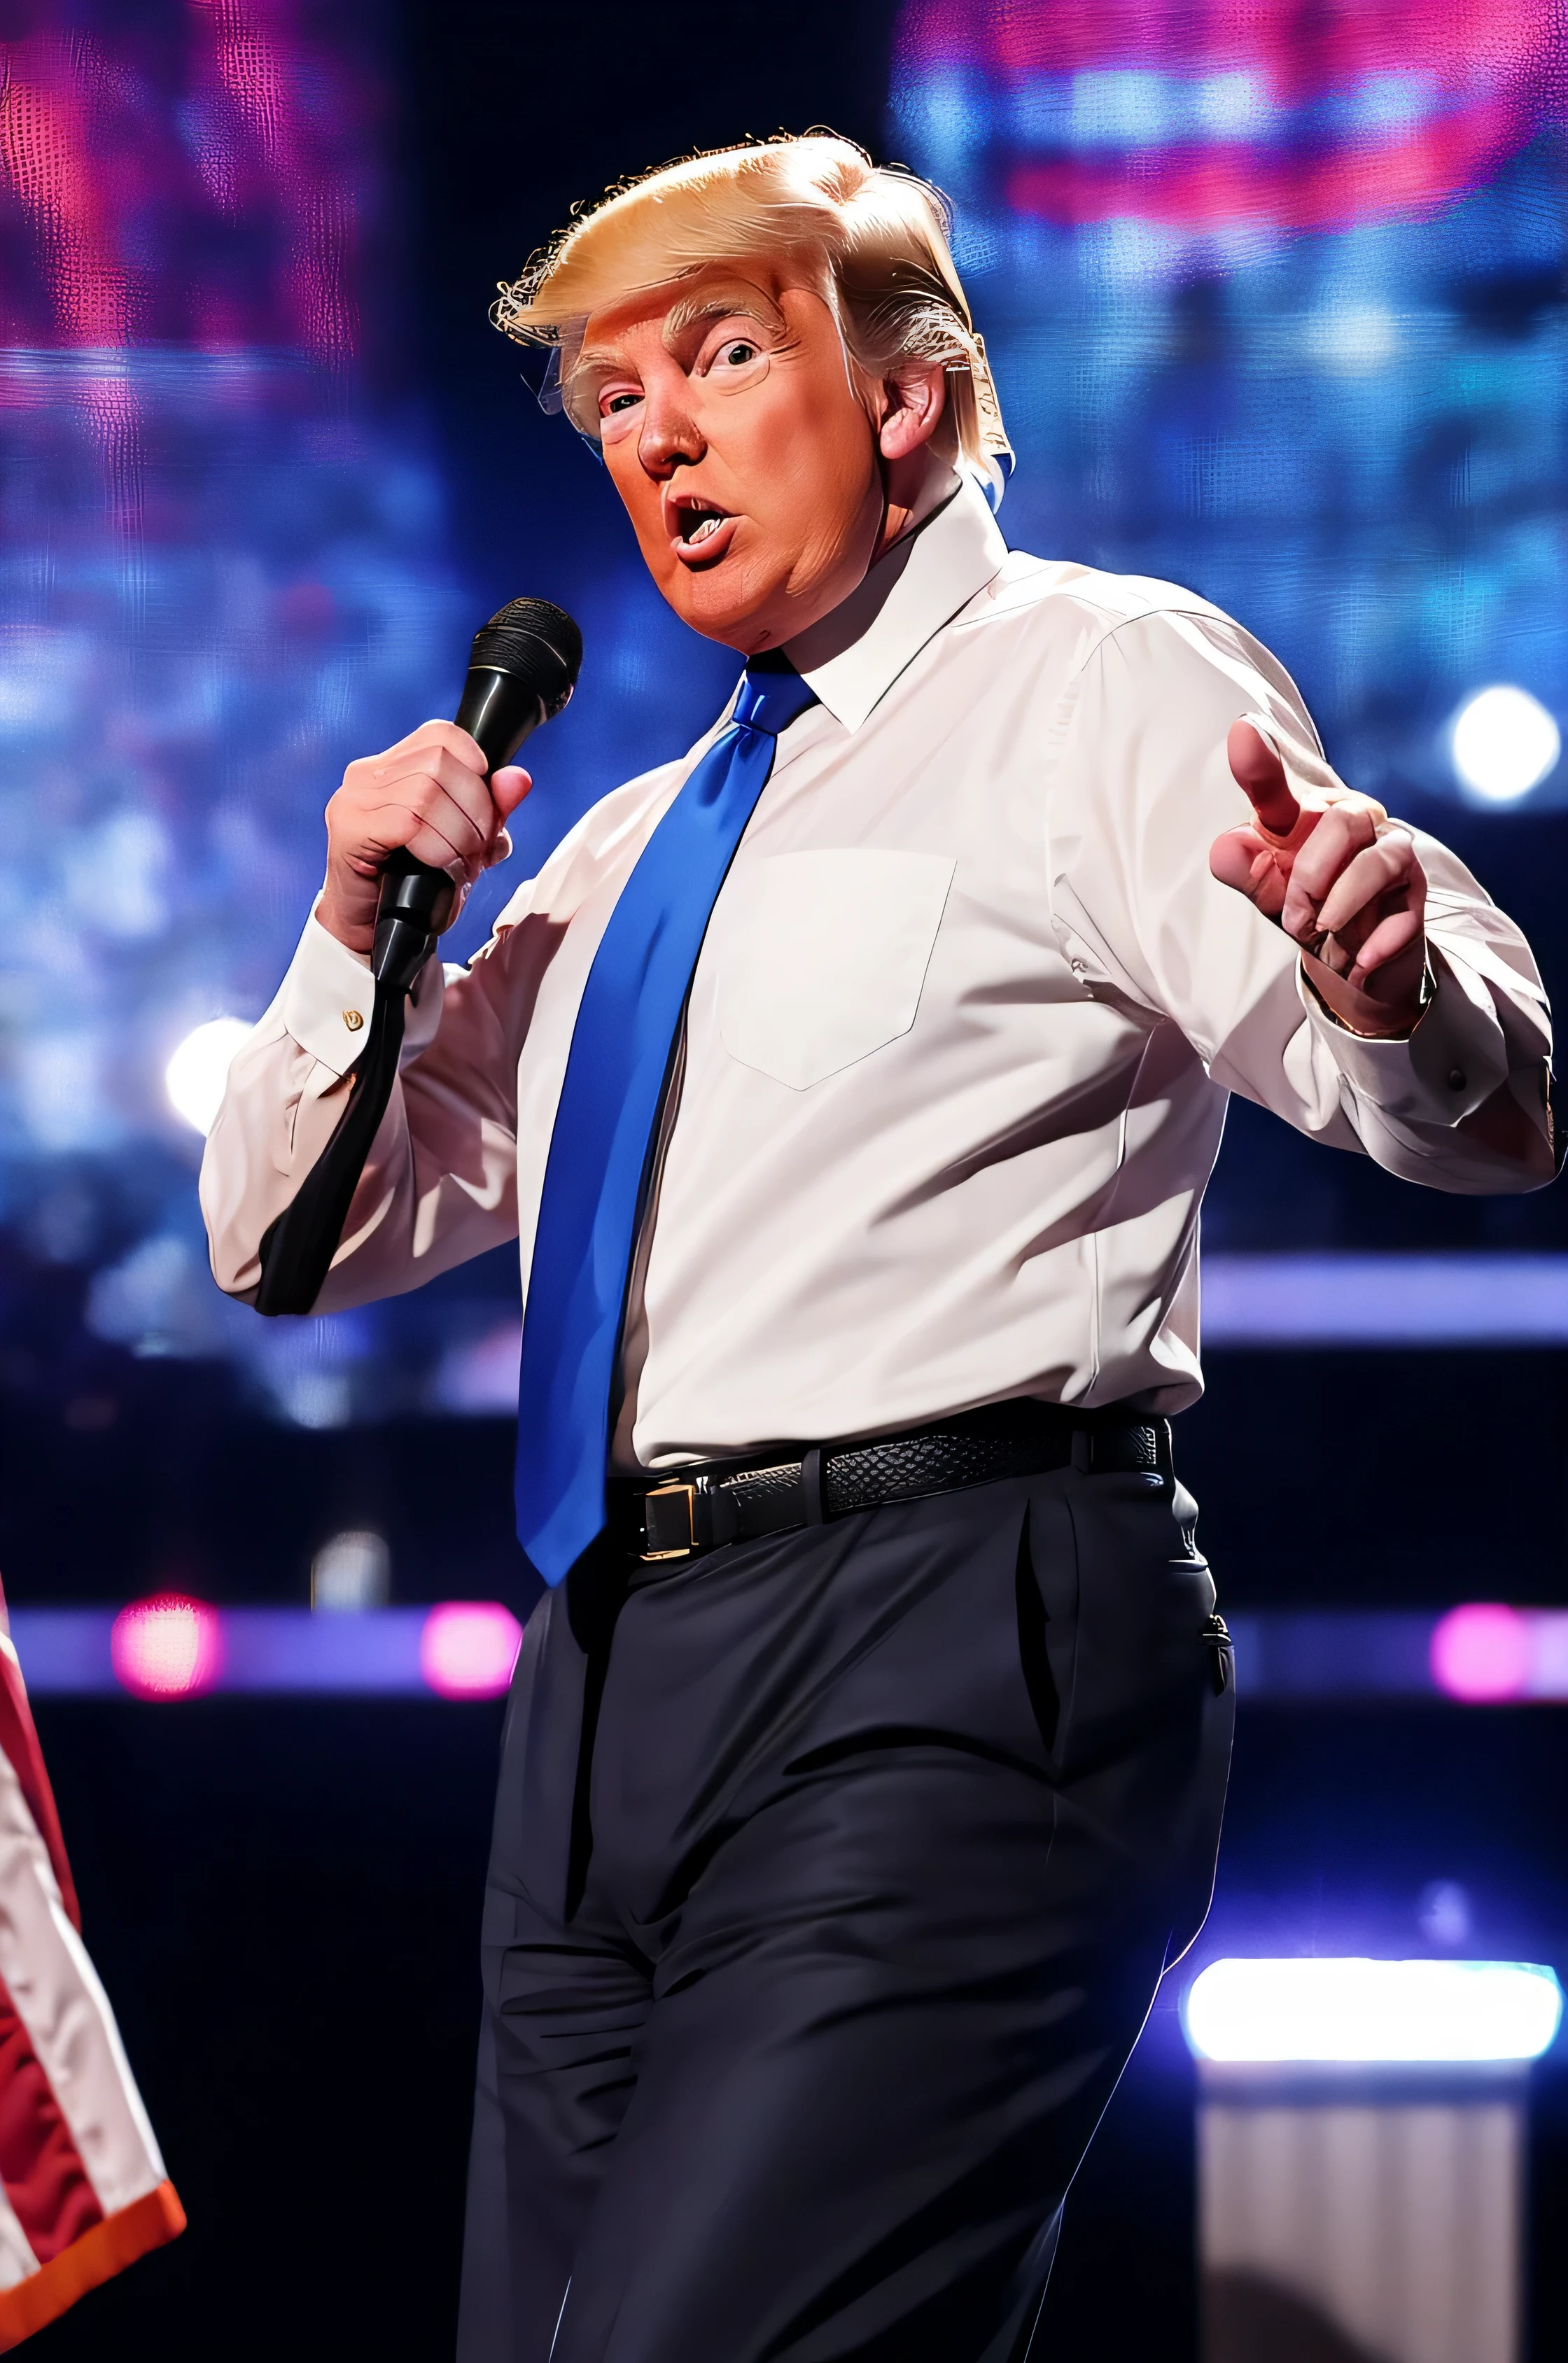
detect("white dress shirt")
[201,478,1553,1466]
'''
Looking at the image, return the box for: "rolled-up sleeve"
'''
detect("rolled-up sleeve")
[1058,608,1554,1194]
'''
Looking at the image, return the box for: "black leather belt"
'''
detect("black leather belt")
[620,1400,1172,1565]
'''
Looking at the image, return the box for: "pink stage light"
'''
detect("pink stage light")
[419,1604,523,1700]
[899,0,1561,234]
[111,1594,223,1701]
[1430,1604,1529,1702]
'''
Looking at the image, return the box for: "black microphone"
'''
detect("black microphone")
[372,597,583,993]
[255,596,584,1317]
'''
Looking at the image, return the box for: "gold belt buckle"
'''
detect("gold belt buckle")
[641,1481,699,1562]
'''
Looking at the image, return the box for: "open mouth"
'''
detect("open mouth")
[670,494,735,556]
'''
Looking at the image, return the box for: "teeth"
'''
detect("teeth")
[683,512,725,547]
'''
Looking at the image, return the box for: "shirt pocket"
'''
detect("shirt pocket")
[718,848,955,1091]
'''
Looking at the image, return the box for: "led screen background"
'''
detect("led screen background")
[1,0,1564,1434]
[892,0,1567,814]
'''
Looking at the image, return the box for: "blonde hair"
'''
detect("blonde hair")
[491,132,1012,497]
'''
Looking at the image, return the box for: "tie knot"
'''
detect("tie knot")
[732,661,818,739]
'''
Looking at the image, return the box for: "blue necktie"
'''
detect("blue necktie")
[514,659,819,1584]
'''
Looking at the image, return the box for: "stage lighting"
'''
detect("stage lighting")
[1450,685,1561,804]
[418,1604,523,1699]
[1183,1958,1564,2064]
[165,1017,252,1136]
[1416,1881,1474,1949]
[111,1593,223,1700]
[1430,1602,1529,1701]
[311,1530,390,1613]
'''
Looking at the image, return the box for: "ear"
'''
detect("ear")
[877,362,947,462]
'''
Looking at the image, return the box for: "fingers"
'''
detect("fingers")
[1227,720,1301,839]
[337,736,504,875]
[321,724,528,953]
[1286,820,1427,986]
[1340,903,1423,986]
[1225,718,1387,847]
[352,773,487,874]
[1214,715,1425,994]
[489,764,533,821]
[1313,828,1420,942]
[1208,825,1288,920]
[374,741,497,838]
[1278,803,1385,941]
[363,793,482,878]
[475,770,532,871]
[374,719,489,776]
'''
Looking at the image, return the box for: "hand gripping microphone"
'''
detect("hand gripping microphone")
[255,597,583,1317]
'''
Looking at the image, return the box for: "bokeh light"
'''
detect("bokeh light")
[1431,1603,1530,1701]
[1183,1957,1564,2063]
[1416,1879,1474,1949]
[311,1529,391,1613]
[164,1018,253,1137]
[1,0,1564,1430]
[111,1594,223,1701]
[1451,685,1562,804]
[418,1603,523,1699]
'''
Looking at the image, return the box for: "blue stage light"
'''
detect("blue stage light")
[7,1605,522,1699]
[1201,1252,1568,1345]
[14,1603,1568,1704]
[1183,1958,1564,2064]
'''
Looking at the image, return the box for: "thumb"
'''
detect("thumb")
[1227,720,1300,840]
[489,764,533,822]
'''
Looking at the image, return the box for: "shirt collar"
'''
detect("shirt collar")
[783,473,1009,734]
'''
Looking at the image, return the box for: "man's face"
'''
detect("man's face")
[570,269,888,654]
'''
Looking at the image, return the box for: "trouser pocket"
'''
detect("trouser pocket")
[1046,1468,1235,1967]
[1165,1622,1236,1968]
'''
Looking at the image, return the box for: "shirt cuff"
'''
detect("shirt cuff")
[279,909,444,1078]
[1297,941,1508,1125]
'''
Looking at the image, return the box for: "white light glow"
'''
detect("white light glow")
[312,1530,390,1614]
[1302,302,1399,373]
[165,1016,251,1135]
[1451,685,1560,805]
[1183,1958,1563,2063]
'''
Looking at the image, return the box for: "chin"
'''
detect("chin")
[664,563,776,650]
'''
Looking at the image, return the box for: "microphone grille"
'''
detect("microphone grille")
[470,597,583,717]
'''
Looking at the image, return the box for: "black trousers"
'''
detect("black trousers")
[456,1459,1234,2363]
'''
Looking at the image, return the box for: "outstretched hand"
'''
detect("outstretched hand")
[1209,721,1427,1036]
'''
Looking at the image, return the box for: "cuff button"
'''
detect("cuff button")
[343,1009,365,1032]
[1446,1067,1466,1091]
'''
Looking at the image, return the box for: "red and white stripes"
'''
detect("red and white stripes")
[0,1613,182,2347]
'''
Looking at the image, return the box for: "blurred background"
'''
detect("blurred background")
[1,0,1564,2354]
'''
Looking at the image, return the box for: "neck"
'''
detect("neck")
[873,452,960,566]
[781,465,966,680]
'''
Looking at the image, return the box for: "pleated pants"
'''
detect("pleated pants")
[456,1456,1234,2363]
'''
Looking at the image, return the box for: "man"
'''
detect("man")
[202,135,1553,2362]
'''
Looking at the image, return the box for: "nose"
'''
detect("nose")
[637,374,705,477]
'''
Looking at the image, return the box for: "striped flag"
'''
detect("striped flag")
[0,1580,183,2346]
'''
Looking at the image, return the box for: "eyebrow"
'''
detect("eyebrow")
[571,282,785,383]
[571,343,629,379]
[661,287,782,348]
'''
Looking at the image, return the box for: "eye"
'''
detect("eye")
[601,388,642,416]
[702,329,769,383]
